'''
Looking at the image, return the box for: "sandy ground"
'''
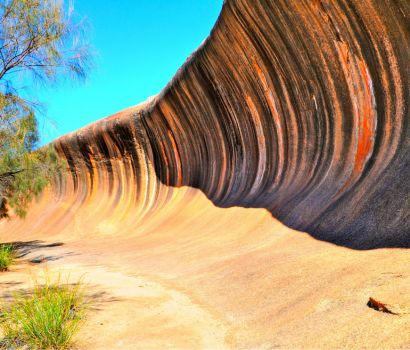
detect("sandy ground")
[0,187,409,349]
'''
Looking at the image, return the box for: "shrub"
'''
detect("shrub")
[0,244,14,271]
[0,275,87,349]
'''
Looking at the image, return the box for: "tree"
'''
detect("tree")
[0,0,91,218]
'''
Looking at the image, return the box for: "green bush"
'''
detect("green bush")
[0,275,87,349]
[0,244,14,271]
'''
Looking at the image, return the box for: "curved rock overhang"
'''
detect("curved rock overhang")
[21,0,410,248]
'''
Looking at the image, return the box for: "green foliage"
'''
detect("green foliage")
[0,92,66,217]
[0,0,92,83]
[0,0,91,217]
[0,275,87,349]
[0,244,14,270]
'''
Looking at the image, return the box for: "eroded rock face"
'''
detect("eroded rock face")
[37,0,410,248]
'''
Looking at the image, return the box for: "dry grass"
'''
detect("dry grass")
[0,274,87,349]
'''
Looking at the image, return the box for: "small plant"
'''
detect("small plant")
[0,244,14,271]
[0,274,87,349]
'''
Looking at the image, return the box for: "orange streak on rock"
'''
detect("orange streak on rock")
[354,60,376,175]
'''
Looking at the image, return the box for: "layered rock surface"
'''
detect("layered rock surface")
[48,0,410,248]
[1,0,409,348]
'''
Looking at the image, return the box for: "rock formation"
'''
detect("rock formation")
[46,0,409,248]
[1,2,409,347]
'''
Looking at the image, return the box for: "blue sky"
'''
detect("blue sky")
[34,1,223,145]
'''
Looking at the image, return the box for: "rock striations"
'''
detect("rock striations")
[5,0,410,248]
[0,1,409,347]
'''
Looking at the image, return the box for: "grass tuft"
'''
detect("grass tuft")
[0,244,14,271]
[0,274,87,349]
